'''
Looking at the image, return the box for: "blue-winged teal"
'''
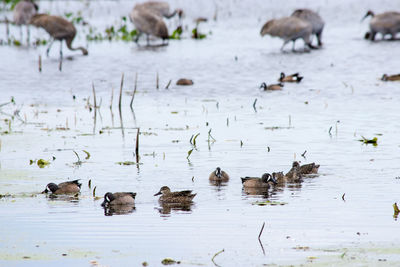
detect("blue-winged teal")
[209,167,230,182]
[260,82,284,91]
[285,162,303,182]
[298,161,320,174]
[279,72,303,83]
[291,9,325,46]
[241,173,276,188]
[260,16,316,51]
[154,186,196,203]
[362,11,400,41]
[43,179,81,194]
[382,74,400,81]
[101,192,136,207]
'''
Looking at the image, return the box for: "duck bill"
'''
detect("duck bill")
[101,201,106,207]
[42,189,49,194]
[154,191,161,196]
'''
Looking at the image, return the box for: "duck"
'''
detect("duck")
[209,167,229,182]
[42,179,81,194]
[285,162,303,182]
[241,173,276,188]
[260,16,316,51]
[362,10,400,41]
[279,72,303,83]
[176,78,194,85]
[154,186,196,203]
[381,73,400,81]
[291,9,325,46]
[101,192,136,207]
[297,161,320,174]
[260,82,284,91]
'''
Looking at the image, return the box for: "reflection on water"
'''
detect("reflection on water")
[104,205,136,216]
[156,202,194,216]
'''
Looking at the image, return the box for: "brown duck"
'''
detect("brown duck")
[260,82,284,91]
[209,167,229,182]
[154,186,196,203]
[241,173,276,188]
[43,179,81,194]
[381,74,400,81]
[101,192,136,207]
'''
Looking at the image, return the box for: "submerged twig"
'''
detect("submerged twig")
[38,55,42,72]
[342,193,346,201]
[156,72,159,89]
[258,222,265,240]
[301,150,307,158]
[119,73,124,110]
[211,249,224,267]
[253,98,257,112]
[135,128,140,163]
[130,72,137,108]
[165,79,171,89]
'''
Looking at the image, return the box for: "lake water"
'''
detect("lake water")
[1,0,400,266]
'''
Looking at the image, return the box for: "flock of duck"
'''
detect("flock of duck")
[42,161,319,215]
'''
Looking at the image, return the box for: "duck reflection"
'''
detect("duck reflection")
[104,205,136,216]
[156,202,193,215]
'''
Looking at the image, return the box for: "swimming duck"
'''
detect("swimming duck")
[154,186,196,203]
[260,82,284,91]
[42,179,81,194]
[381,73,400,81]
[297,161,320,174]
[209,167,230,182]
[285,162,303,182]
[101,192,136,207]
[279,72,303,83]
[241,173,277,188]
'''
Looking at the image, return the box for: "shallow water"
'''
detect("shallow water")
[1,0,400,266]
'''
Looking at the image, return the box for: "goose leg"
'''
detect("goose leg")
[19,26,23,43]
[46,38,54,57]
[146,34,150,46]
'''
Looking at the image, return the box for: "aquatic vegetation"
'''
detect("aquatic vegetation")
[169,26,182,40]
[252,200,288,206]
[86,16,138,42]
[161,258,180,265]
[358,136,378,146]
